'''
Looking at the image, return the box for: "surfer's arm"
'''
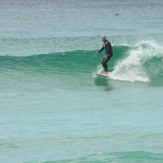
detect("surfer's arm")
[98,47,104,53]
[96,47,104,56]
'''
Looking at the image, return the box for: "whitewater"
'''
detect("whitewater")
[0,0,163,163]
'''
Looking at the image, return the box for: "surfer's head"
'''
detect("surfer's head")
[101,36,107,42]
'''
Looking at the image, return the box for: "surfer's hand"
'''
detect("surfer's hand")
[104,55,108,59]
[95,52,99,56]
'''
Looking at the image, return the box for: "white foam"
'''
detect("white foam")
[111,40,163,82]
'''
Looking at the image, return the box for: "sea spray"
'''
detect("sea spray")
[111,41,163,82]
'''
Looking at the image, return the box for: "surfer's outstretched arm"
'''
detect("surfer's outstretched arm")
[96,47,104,56]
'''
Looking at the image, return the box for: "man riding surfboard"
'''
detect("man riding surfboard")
[96,36,113,74]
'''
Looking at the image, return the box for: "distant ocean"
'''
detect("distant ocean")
[0,0,163,163]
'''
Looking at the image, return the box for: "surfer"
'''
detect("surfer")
[96,36,113,74]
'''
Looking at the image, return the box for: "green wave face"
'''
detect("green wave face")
[0,42,162,85]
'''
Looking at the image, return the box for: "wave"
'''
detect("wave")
[26,151,163,163]
[110,41,163,82]
[0,41,162,84]
[0,45,129,73]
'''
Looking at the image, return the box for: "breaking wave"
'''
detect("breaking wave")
[0,41,162,85]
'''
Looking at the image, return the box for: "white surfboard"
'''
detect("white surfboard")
[94,72,111,78]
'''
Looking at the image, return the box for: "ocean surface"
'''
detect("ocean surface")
[0,0,163,162]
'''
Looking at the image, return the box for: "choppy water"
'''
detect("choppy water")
[0,0,163,163]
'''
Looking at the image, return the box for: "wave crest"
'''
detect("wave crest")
[111,41,163,82]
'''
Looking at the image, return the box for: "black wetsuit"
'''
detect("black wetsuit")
[98,40,113,72]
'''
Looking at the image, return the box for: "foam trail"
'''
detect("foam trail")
[111,41,163,82]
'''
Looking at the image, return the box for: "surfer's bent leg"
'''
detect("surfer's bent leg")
[101,57,108,72]
[101,55,112,72]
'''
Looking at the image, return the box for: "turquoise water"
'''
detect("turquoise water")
[0,0,163,163]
